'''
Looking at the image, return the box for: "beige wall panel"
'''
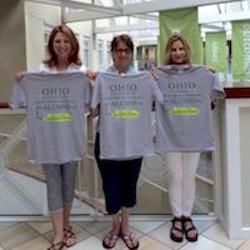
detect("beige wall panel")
[0,0,26,102]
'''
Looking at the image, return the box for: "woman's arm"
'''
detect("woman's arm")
[90,104,100,117]
[86,69,97,81]
[15,71,26,81]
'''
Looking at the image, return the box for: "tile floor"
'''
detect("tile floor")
[0,218,249,250]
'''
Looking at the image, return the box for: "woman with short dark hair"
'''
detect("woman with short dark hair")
[92,34,141,250]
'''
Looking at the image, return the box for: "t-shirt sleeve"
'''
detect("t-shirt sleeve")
[210,73,225,100]
[91,74,101,109]
[80,65,87,73]
[35,63,48,73]
[9,81,26,109]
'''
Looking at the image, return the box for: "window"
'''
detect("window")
[97,39,104,68]
[106,41,112,65]
[83,36,91,67]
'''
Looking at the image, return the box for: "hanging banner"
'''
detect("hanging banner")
[157,35,161,66]
[205,32,227,76]
[159,7,203,65]
[232,21,250,81]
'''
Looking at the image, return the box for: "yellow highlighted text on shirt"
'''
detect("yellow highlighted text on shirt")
[169,107,200,116]
[43,113,73,122]
[111,109,140,119]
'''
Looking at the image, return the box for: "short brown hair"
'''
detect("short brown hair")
[44,24,81,67]
[164,34,191,65]
[111,34,134,53]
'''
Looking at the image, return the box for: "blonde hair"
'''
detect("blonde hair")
[164,34,191,65]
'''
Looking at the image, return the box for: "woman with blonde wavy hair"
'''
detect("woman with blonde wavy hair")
[155,33,224,243]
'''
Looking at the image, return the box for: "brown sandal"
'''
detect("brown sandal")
[47,241,64,250]
[102,232,120,249]
[121,233,139,250]
[63,226,77,247]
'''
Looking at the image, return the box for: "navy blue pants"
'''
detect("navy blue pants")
[94,134,142,214]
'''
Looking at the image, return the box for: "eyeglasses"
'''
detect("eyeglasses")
[114,48,131,54]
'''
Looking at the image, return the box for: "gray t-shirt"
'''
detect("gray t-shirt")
[91,71,163,159]
[10,72,90,164]
[155,65,225,152]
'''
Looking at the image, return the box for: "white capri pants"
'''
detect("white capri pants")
[166,152,200,217]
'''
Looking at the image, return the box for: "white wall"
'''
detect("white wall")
[240,107,250,227]
[24,2,61,71]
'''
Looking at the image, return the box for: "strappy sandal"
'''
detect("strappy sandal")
[47,241,64,250]
[182,216,199,242]
[170,217,184,242]
[102,232,120,249]
[63,226,77,247]
[121,233,139,250]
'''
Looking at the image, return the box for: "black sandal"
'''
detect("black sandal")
[170,217,183,242]
[182,216,199,242]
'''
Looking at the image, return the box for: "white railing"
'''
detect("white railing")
[0,109,214,215]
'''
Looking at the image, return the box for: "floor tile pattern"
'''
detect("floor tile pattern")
[0,219,249,250]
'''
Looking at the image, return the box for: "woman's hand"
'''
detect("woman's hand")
[87,69,97,81]
[90,105,100,118]
[15,71,26,81]
[205,65,216,73]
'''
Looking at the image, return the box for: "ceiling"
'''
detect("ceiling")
[27,0,248,22]
[26,0,250,40]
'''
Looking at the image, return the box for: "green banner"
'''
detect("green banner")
[159,7,203,65]
[205,32,227,75]
[232,21,250,81]
[157,35,161,66]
